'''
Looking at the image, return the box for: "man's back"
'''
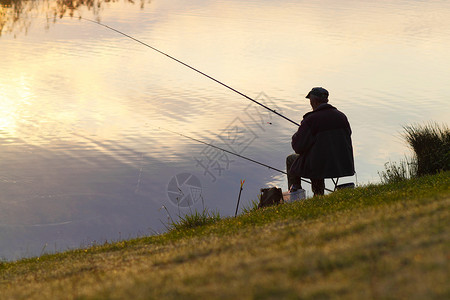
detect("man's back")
[291,103,355,179]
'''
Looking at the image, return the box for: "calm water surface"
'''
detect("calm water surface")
[1,0,449,260]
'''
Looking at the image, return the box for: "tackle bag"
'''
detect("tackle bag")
[258,187,283,208]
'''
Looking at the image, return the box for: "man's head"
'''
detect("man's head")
[306,87,329,110]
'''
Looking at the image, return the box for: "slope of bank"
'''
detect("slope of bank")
[1,172,449,299]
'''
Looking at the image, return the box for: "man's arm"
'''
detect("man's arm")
[291,122,314,155]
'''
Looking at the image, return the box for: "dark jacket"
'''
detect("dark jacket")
[290,103,355,179]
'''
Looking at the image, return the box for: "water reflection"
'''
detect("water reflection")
[0,0,149,36]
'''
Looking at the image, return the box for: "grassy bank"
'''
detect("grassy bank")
[1,172,449,299]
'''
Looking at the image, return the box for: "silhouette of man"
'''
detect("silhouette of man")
[287,87,355,196]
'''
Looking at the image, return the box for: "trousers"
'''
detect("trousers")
[286,154,325,196]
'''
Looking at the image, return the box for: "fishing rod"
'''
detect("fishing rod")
[160,127,334,193]
[76,17,300,127]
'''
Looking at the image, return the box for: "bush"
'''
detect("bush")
[380,122,449,183]
[403,122,449,176]
[379,158,417,184]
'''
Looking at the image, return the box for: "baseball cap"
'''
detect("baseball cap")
[306,87,329,99]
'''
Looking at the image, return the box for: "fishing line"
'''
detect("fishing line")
[160,127,334,193]
[75,17,300,127]
[70,18,337,193]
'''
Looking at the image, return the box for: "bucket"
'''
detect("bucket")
[282,189,306,203]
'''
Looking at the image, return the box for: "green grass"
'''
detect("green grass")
[167,208,221,232]
[1,172,449,299]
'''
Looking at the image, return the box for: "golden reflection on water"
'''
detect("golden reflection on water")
[0,75,33,137]
[0,98,16,134]
[0,0,147,36]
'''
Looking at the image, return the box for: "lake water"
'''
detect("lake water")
[1,0,449,260]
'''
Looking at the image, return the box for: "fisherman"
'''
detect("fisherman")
[287,87,355,196]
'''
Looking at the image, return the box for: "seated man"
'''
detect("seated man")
[287,87,355,196]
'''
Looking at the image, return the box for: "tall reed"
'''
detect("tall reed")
[380,122,449,183]
[403,122,449,176]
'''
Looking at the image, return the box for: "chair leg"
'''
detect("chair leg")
[332,178,340,191]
